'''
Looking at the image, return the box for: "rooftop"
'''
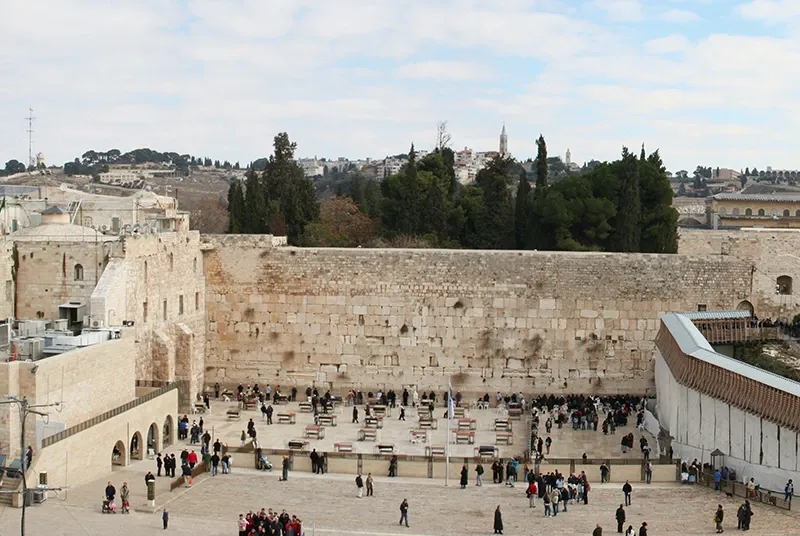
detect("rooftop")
[713,193,800,203]
[9,223,119,242]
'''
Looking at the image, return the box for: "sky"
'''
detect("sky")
[0,0,798,173]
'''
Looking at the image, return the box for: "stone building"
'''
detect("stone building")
[707,193,800,229]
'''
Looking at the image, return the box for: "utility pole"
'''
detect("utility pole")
[25,108,36,171]
[0,396,66,536]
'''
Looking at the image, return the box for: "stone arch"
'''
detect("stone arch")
[737,300,754,315]
[112,439,126,467]
[74,264,84,281]
[162,415,174,449]
[796,210,800,217]
[147,422,160,455]
[758,208,766,216]
[130,431,144,461]
[777,275,793,295]
[784,209,791,217]
[745,208,752,216]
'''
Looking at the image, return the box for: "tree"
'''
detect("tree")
[227,180,246,233]
[186,195,229,234]
[612,147,642,252]
[299,198,378,247]
[638,150,678,253]
[535,135,548,191]
[436,121,452,150]
[4,159,26,175]
[244,168,268,233]
[514,169,531,249]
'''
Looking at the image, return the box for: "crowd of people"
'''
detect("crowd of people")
[237,509,303,536]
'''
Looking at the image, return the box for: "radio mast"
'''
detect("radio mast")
[26,108,36,171]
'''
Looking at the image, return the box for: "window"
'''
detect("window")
[758,209,765,216]
[732,208,740,216]
[144,261,148,281]
[719,207,727,215]
[772,209,778,217]
[745,208,752,216]
[179,295,184,315]
[796,210,800,217]
[74,264,84,281]
[784,209,790,217]
[193,257,197,272]
[83,216,93,226]
[777,275,793,295]
[169,253,174,271]
[143,301,148,322]
[163,299,168,320]
[697,304,707,312]
[195,292,200,311]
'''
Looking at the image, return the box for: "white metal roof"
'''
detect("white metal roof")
[680,310,751,320]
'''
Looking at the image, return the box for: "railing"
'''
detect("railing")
[696,470,792,511]
[41,383,177,448]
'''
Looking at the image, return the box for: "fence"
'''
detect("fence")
[41,383,177,448]
[696,469,792,511]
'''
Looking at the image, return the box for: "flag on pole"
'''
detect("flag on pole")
[447,378,454,419]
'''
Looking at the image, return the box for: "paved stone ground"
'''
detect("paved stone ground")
[196,400,654,459]
[2,468,797,535]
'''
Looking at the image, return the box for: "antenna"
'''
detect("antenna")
[26,107,36,171]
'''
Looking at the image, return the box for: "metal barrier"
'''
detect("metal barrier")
[696,470,792,511]
[41,383,177,448]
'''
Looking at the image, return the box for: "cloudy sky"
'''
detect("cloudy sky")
[0,0,796,172]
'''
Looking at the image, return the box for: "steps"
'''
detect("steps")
[0,474,21,506]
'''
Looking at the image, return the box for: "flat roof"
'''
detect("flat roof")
[713,193,800,203]
[680,310,751,320]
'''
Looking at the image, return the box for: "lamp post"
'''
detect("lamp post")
[0,396,64,536]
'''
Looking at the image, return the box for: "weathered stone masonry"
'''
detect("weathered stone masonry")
[202,235,753,396]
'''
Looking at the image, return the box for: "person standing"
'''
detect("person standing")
[785,479,794,502]
[281,456,289,481]
[210,452,220,476]
[399,499,409,527]
[266,404,273,425]
[120,482,130,514]
[493,505,504,535]
[460,465,468,489]
[638,522,647,536]
[366,473,374,496]
[475,462,484,486]
[622,480,633,506]
[352,406,359,424]
[399,406,406,421]
[355,474,364,498]
[156,453,163,477]
[714,504,724,533]
[310,449,320,474]
[593,525,603,536]
[616,504,626,533]
[162,509,169,530]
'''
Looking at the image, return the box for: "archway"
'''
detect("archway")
[147,422,160,456]
[777,275,793,295]
[162,415,174,449]
[737,300,754,315]
[112,440,127,467]
[130,431,144,461]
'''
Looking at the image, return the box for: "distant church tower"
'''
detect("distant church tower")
[565,148,572,167]
[499,124,508,156]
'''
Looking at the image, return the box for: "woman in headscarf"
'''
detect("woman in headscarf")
[493,505,504,534]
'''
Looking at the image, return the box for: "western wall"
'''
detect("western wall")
[202,234,761,397]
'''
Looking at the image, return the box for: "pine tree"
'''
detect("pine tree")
[244,168,268,233]
[535,135,548,192]
[226,180,246,233]
[514,170,531,249]
[613,147,642,252]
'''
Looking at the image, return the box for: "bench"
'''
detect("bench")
[365,417,383,429]
[298,401,313,413]
[277,413,296,424]
[457,418,476,430]
[375,443,395,454]
[494,419,512,431]
[358,429,378,442]
[275,395,290,405]
[226,409,241,420]
[367,397,379,406]
[317,414,337,427]
[453,406,467,418]
[475,445,498,458]
[426,445,446,457]
[305,425,325,440]
[373,405,390,418]
[242,399,258,411]
[409,430,428,444]
[453,430,475,444]
[334,442,354,453]
[495,432,514,445]
[418,418,438,430]
[508,407,523,420]
[193,402,207,414]
[287,439,309,450]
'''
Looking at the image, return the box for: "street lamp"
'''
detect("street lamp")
[0,396,65,536]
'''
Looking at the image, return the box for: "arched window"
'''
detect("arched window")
[745,208,752,216]
[83,216,93,226]
[732,208,740,216]
[784,209,790,217]
[777,275,793,295]
[719,207,727,215]
[74,264,84,281]
[758,209,765,216]
[796,210,800,217]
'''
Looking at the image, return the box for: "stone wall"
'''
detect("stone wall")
[13,240,120,320]
[0,240,13,321]
[203,238,752,397]
[679,228,800,320]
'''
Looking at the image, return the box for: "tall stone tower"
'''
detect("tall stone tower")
[566,148,572,167]
[499,124,508,156]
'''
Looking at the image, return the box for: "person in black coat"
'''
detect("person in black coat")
[616,504,626,533]
[494,505,504,534]
[460,466,468,489]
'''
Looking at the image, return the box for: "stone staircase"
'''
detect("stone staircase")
[0,473,21,506]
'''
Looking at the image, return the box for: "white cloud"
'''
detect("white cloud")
[660,9,701,23]
[1,0,800,172]
[737,0,800,23]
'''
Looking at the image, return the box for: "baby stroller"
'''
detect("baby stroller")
[102,498,117,514]
[259,455,273,471]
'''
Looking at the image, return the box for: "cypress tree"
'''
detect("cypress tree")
[514,169,531,249]
[244,168,268,233]
[613,147,642,252]
[535,135,548,192]
[226,180,245,233]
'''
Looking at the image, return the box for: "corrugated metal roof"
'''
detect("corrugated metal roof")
[713,193,800,202]
[680,310,752,320]
[660,313,800,398]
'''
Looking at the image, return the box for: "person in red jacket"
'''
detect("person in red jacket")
[527,480,538,507]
